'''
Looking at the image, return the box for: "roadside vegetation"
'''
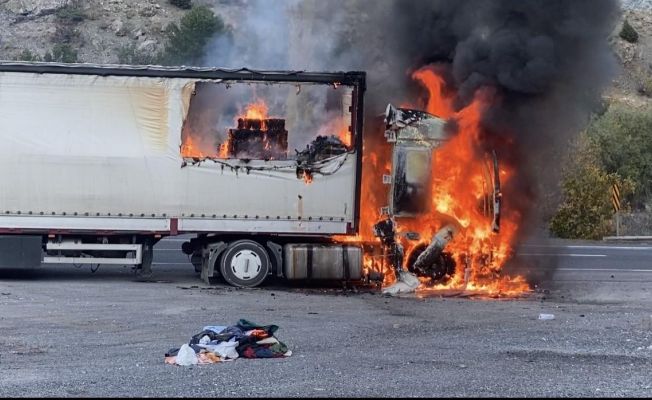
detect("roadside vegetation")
[550,102,652,239]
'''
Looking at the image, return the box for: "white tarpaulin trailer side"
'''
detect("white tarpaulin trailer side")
[0,69,359,235]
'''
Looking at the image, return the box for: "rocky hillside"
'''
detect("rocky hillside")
[608,7,652,108]
[0,0,246,63]
[0,0,185,62]
[0,0,650,109]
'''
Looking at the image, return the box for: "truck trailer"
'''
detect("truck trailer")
[0,62,370,287]
[0,62,469,288]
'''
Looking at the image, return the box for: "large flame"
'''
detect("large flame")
[410,67,528,297]
[341,66,530,297]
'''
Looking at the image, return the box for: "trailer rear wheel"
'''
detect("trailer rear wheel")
[219,240,270,288]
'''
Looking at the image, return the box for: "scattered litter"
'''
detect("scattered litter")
[165,319,292,366]
[538,313,555,320]
[175,344,198,366]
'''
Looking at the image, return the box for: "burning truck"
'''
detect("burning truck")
[0,62,528,296]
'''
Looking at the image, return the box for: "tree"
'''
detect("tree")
[587,103,652,207]
[549,133,633,239]
[619,19,639,43]
[158,6,225,66]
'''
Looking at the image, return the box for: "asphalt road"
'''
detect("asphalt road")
[0,238,650,397]
[153,237,652,285]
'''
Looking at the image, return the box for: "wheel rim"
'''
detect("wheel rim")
[229,249,262,281]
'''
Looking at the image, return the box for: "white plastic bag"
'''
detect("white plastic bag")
[200,341,239,360]
[176,344,198,366]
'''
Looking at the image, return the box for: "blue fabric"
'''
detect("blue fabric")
[203,325,227,334]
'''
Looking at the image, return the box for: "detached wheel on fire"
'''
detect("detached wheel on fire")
[219,240,270,287]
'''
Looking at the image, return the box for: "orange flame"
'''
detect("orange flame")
[244,100,269,121]
[180,135,207,158]
[338,65,530,298]
[407,66,528,296]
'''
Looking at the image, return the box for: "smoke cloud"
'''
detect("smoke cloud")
[204,0,619,199]
[199,0,620,283]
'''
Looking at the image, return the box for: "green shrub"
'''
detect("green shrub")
[44,44,79,63]
[158,6,225,66]
[117,44,156,65]
[17,49,42,62]
[56,2,85,23]
[619,19,639,43]
[169,0,192,9]
[549,133,634,239]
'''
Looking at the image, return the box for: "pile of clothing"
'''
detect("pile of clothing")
[165,319,292,366]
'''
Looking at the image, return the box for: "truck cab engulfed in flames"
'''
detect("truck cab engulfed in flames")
[378,104,502,291]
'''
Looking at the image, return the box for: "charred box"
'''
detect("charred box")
[227,118,288,160]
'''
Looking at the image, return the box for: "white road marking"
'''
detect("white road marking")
[522,244,652,250]
[557,268,652,272]
[518,253,607,257]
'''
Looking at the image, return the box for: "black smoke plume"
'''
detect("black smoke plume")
[204,0,621,281]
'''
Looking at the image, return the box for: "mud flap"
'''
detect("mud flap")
[201,241,227,284]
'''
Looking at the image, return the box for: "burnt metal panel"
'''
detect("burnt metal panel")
[390,147,432,216]
[0,62,366,87]
[0,235,42,268]
[351,84,365,235]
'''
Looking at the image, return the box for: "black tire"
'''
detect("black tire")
[406,244,455,283]
[219,240,270,288]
